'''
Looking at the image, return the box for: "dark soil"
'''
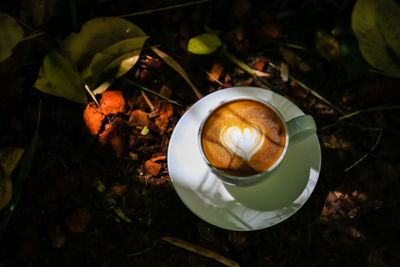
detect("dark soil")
[1,0,400,266]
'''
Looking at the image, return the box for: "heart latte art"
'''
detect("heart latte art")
[221,126,265,161]
[200,99,286,177]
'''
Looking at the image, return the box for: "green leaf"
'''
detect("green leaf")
[352,0,400,78]
[84,36,148,88]
[0,12,24,63]
[34,50,87,104]
[141,126,149,135]
[188,33,222,55]
[315,30,341,61]
[64,17,148,87]
[0,147,25,177]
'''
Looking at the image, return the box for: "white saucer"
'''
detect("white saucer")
[167,87,321,231]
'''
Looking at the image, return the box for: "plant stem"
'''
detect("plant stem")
[21,32,45,42]
[84,83,100,106]
[269,62,346,115]
[339,105,400,120]
[120,0,213,18]
[223,50,276,90]
[344,128,383,172]
[125,79,183,107]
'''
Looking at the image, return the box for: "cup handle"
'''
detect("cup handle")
[287,115,317,141]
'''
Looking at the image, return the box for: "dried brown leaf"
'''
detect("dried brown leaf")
[129,109,150,127]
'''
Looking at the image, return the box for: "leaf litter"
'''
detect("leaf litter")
[1,0,400,266]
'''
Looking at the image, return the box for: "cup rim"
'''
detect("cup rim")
[198,95,290,186]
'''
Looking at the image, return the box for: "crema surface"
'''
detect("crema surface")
[201,99,286,176]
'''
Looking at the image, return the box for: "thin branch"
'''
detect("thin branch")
[141,90,155,110]
[125,79,183,107]
[339,105,400,120]
[269,62,346,116]
[344,128,383,172]
[120,0,213,18]
[162,236,240,267]
[84,83,99,106]
[21,32,46,42]
[151,46,202,99]
[206,71,223,85]
[223,49,277,91]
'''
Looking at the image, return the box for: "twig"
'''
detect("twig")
[141,90,155,110]
[162,236,240,267]
[84,83,100,107]
[124,79,183,107]
[344,128,383,172]
[321,121,381,132]
[151,46,202,99]
[368,68,400,79]
[21,32,46,42]
[339,105,400,120]
[206,71,223,85]
[269,62,346,116]
[120,0,213,18]
[126,247,153,258]
[223,49,276,91]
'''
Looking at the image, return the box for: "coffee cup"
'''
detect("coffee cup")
[198,96,316,186]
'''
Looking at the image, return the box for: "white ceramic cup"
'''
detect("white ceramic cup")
[198,95,316,186]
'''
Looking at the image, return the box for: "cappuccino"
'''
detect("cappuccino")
[200,99,286,177]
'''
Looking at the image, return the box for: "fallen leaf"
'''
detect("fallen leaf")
[129,152,139,160]
[66,208,92,234]
[83,102,105,135]
[207,60,224,82]
[315,30,341,61]
[141,125,150,135]
[254,56,268,71]
[98,118,125,157]
[34,50,87,104]
[352,0,400,77]
[0,147,25,176]
[100,90,125,115]
[95,179,106,193]
[0,12,24,63]
[145,160,162,176]
[289,80,308,99]
[111,184,127,196]
[64,17,148,88]
[129,109,150,127]
[159,84,173,98]
[227,231,246,247]
[0,166,12,210]
[151,155,166,162]
[187,33,222,55]
[113,206,132,223]
[155,103,173,134]
[280,62,289,82]
[322,191,359,219]
[48,225,67,248]
[279,47,311,72]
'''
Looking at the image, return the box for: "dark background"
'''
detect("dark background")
[1,0,400,266]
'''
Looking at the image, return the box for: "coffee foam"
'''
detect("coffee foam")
[221,126,265,161]
[201,99,286,176]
